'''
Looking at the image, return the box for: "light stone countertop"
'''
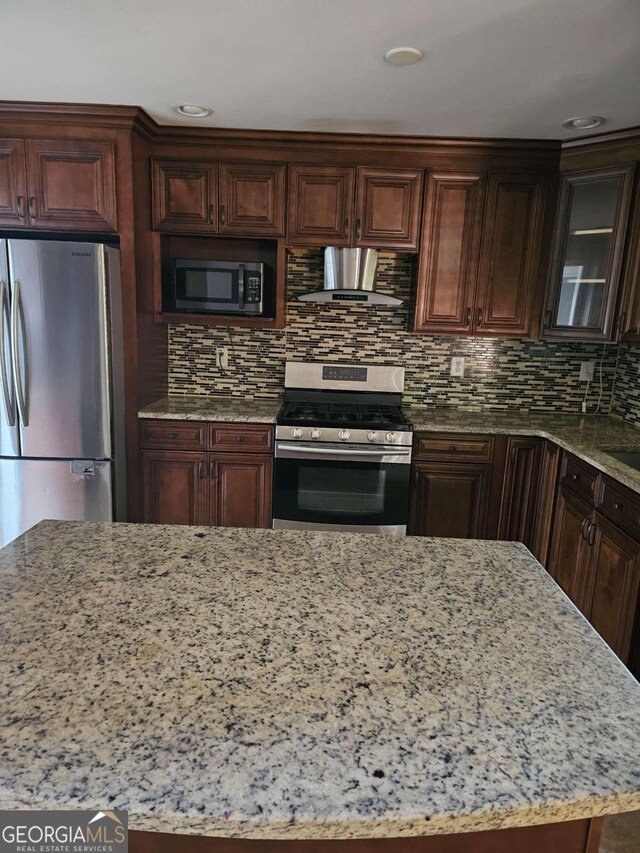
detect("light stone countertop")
[1,520,640,839]
[139,395,282,423]
[405,408,640,496]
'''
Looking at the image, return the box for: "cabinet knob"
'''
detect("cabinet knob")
[344,216,350,236]
[209,203,215,223]
[220,204,226,225]
[16,196,25,219]
[543,309,552,330]
[356,218,362,241]
[28,196,36,218]
[571,473,579,481]
[613,502,623,512]
[168,432,177,439]
[588,522,596,546]
[476,307,483,326]
[237,435,245,442]
[466,306,472,327]
[449,445,457,452]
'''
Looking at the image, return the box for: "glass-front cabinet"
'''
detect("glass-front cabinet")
[543,165,634,340]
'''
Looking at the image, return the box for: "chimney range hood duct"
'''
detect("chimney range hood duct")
[297,247,403,306]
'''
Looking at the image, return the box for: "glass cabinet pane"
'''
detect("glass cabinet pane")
[545,166,633,340]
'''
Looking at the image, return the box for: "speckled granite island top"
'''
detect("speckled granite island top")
[405,408,640,496]
[139,395,282,423]
[1,521,640,840]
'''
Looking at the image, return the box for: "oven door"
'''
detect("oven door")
[273,442,411,536]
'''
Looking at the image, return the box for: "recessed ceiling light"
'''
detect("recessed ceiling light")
[175,104,213,118]
[562,116,605,130]
[384,47,423,66]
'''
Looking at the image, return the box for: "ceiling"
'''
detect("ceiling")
[2,0,640,139]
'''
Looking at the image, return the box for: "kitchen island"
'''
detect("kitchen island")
[1,522,640,853]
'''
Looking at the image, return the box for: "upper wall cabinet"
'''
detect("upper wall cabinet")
[542,165,635,341]
[619,182,640,344]
[0,138,117,231]
[287,165,423,250]
[0,139,27,227]
[413,171,548,337]
[152,160,285,236]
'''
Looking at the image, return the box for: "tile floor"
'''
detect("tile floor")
[601,811,640,852]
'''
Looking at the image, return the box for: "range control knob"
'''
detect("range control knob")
[367,431,379,443]
[310,428,322,440]
[385,431,398,443]
[291,427,304,438]
[338,429,350,442]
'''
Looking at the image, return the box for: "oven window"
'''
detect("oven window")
[298,466,386,515]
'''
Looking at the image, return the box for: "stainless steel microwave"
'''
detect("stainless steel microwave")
[167,259,265,315]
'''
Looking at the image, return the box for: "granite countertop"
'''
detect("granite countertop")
[139,395,282,423]
[1,521,640,839]
[405,407,640,496]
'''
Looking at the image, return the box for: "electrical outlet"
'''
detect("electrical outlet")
[580,360,595,382]
[216,347,229,370]
[450,356,465,378]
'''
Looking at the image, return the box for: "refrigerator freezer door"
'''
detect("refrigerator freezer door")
[0,458,112,549]
[7,240,111,460]
[0,240,19,457]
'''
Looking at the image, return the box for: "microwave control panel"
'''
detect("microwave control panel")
[246,274,262,303]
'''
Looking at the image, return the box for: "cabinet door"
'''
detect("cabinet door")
[499,437,542,548]
[412,172,485,334]
[530,440,561,567]
[287,165,354,246]
[141,450,207,526]
[354,167,423,250]
[24,139,117,231]
[209,454,272,529]
[152,160,218,232]
[548,485,593,611]
[219,163,285,236]
[585,514,640,665]
[475,174,547,337]
[410,462,491,539]
[0,139,27,227]
[544,165,634,340]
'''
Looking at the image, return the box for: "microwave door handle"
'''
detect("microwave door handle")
[238,264,245,308]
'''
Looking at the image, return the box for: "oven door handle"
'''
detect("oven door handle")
[276,443,412,462]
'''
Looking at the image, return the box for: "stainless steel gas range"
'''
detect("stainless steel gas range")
[273,362,413,536]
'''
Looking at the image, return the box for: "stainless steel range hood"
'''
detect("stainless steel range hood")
[297,247,403,306]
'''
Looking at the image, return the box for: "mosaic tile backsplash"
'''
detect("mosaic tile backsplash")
[169,250,628,415]
[612,345,640,427]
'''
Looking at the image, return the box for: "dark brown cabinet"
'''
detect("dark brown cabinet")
[413,172,485,333]
[475,174,547,337]
[0,137,117,231]
[413,171,548,337]
[140,420,273,529]
[218,163,285,236]
[620,181,640,343]
[287,164,423,249]
[498,437,542,548]
[0,139,27,227]
[410,462,492,538]
[548,484,593,612]
[209,454,273,528]
[585,514,640,663]
[152,160,218,232]
[141,450,207,526]
[543,165,635,341]
[354,167,423,250]
[286,165,354,246]
[530,440,561,567]
[25,139,117,231]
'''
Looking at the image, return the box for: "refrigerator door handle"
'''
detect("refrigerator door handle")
[10,281,28,427]
[0,279,15,427]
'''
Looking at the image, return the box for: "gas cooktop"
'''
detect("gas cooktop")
[277,399,411,432]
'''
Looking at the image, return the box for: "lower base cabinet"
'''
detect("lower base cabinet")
[498,437,542,548]
[139,420,274,529]
[548,484,594,613]
[410,462,492,538]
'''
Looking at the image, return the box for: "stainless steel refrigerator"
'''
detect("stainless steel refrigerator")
[0,239,126,548]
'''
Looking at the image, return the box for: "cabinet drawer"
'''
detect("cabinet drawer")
[561,454,599,504]
[599,477,640,541]
[414,433,494,462]
[208,424,273,453]
[140,420,206,450]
